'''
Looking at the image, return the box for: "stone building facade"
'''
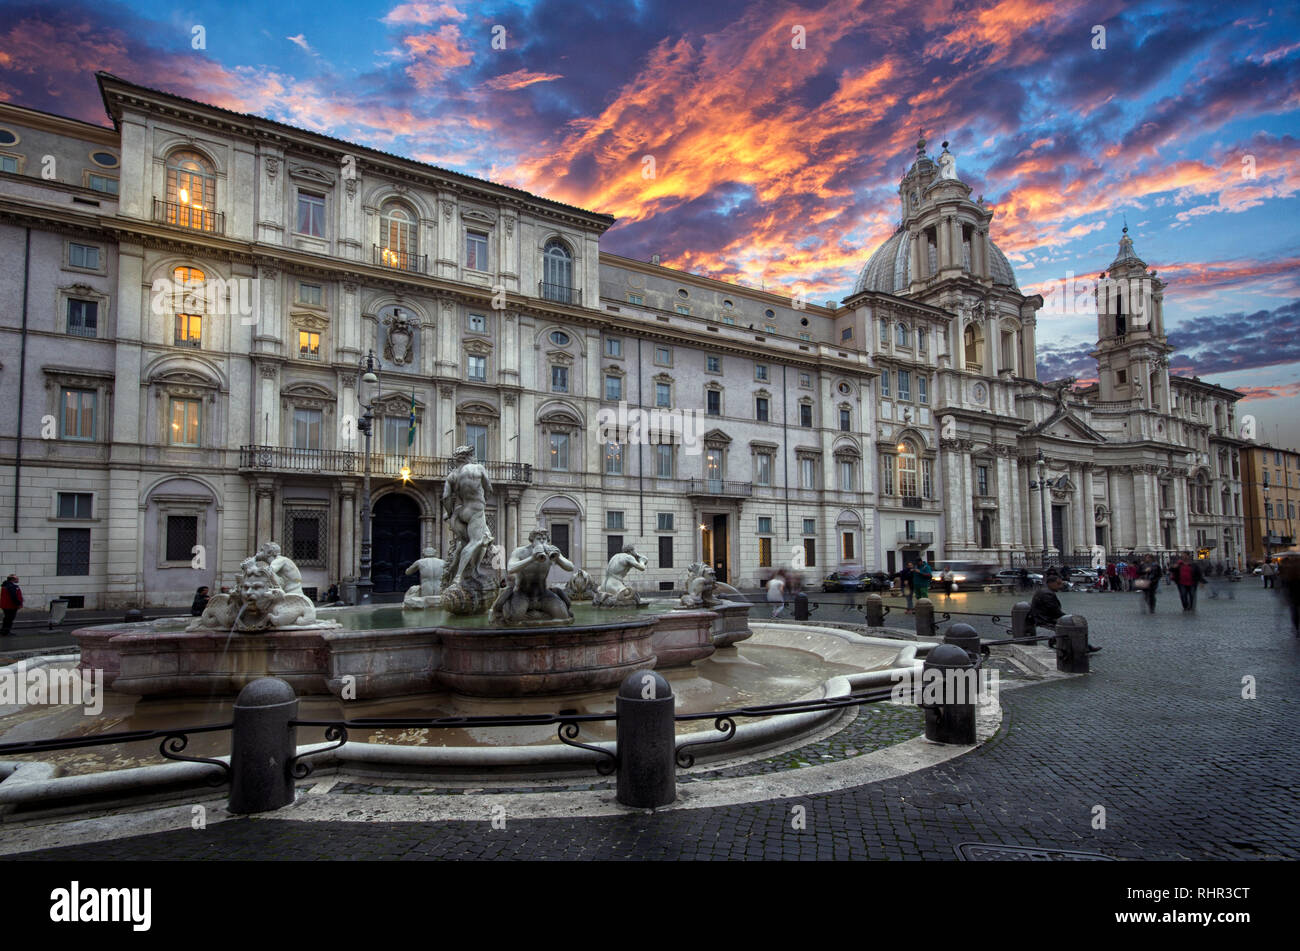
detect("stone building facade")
[0,79,1248,609]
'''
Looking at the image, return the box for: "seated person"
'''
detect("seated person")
[1028,570,1101,653]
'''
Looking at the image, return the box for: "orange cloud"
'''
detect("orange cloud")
[484,69,563,91]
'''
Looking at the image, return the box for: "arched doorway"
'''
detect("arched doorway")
[370,493,421,593]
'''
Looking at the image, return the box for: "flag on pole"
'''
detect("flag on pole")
[407,390,417,449]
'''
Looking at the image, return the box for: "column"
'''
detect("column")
[1072,465,1088,556]
[339,488,355,581]
[1009,455,1024,552]
[1028,479,1044,555]
[996,453,1013,549]
[951,218,962,270]
[909,231,921,282]
[941,447,962,553]
[1081,465,1096,549]
[256,483,274,547]
[937,217,950,269]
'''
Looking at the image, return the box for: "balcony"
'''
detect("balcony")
[897,531,934,547]
[539,282,581,306]
[153,198,224,234]
[684,479,753,498]
[373,245,426,273]
[238,446,532,484]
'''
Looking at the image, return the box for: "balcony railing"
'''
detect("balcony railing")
[373,245,426,273]
[153,197,224,234]
[238,446,532,484]
[897,531,934,546]
[539,282,581,305]
[684,479,753,498]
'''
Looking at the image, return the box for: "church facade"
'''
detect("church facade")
[0,77,1246,609]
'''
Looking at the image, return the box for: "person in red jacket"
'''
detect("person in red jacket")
[1,574,23,635]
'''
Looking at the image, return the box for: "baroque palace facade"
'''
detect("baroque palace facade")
[0,75,1247,608]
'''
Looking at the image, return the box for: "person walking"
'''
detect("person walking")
[1,574,23,635]
[767,571,787,619]
[897,562,915,613]
[1124,560,1138,591]
[1174,556,1205,611]
[1137,556,1162,613]
[1106,561,1119,592]
[1262,560,1277,589]
[941,567,954,599]
[190,585,210,616]
[1277,556,1300,636]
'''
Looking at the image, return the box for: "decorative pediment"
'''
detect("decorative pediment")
[604,364,626,376]
[153,370,217,390]
[702,428,732,445]
[457,401,499,424]
[464,339,493,356]
[375,393,425,417]
[288,164,334,186]
[290,311,330,332]
[653,372,675,385]
[43,367,114,392]
[461,208,496,226]
[749,440,778,450]
[547,350,574,366]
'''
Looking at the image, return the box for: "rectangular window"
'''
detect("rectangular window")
[67,299,98,337]
[628,294,644,305]
[918,328,927,352]
[466,231,489,270]
[549,432,570,470]
[1117,369,1127,385]
[606,511,625,531]
[656,382,672,407]
[839,408,851,432]
[57,527,91,575]
[176,313,202,348]
[758,516,773,534]
[299,282,323,305]
[798,332,811,341]
[169,397,201,447]
[841,327,853,341]
[838,459,854,491]
[295,330,323,360]
[755,452,772,486]
[764,324,777,334]
[607,535,624,562]
[465,424,488,462]
[918,376,928,404]
[87,174,118,194]
[57,492,93,519]
[976,465,988,496]
[467,313,487,333]
[755,364,769,381]
[803,538,816,568]
[468,355,487,382]
[803,518,816,535]
[843,532,855,561]
[880,370,890,397]
[659,535,674,569]
[165,516,197,563]
[655,346,671,365]
[676,304,690,315]
[799,404,812,427]
[800,457,816,488]
[799,372,811,388]
[657,512,674,531]
[551,365,569,393]
[880,319,889,345]
[0,155,19,173]
[69,243,100,269]
[292,408,322,450]
[706,449,723,485]
[706,356,721,373]
[897,370,911,401]
[296,192,326,237]
[290,515,322,565]
[883,460,895,495]
[605,443,623,474]
[756,396,769,422]
[705,390,721,416]
[60,388,96,440]
[758,537,772,567]
[1266,503,1274,519]
[606,338,623,359]
[922,458,933,498]
[605,375,623,401]
[656,443,674,478]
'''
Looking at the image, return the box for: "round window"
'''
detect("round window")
[677,288,689,298]
[90,150,119,168]
[549,331,570,346]
[764,308,775,319]
[723,299,733,308]
[838,382,851,395]
[0,128,18,147]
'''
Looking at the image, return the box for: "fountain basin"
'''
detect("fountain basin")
[73,600,743,699]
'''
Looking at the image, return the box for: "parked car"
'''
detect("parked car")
[823,569,868,592]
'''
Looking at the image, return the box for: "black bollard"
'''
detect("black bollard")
[864,593,884,627]
[914,597,934,638]
[944,622,982,662]
[1010,601,1031,639]
[794,592,810,620]
[123,608,144,623]
[1054,615,1091,674]
[229,677,299,814]
[616,670,676,809]
[919,643,978,744]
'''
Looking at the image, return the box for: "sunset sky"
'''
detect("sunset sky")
[2,0,1297,442]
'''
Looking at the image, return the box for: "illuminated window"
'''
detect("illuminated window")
[175,313,202,348]
[298,330,320,360]
[169,398,201,446]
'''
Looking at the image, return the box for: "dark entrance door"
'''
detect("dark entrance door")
[887,550,897,574]
[1051,504,1066,556]
[371,493,421,593]
[712,513,729,584]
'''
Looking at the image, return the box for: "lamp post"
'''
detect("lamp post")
[1263,484,1272,565]
[1028,448,1056,570]
[355,350,381,605]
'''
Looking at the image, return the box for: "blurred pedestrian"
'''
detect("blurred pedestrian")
[190,585,210,616]
[767,571,787,619]
[1262,560,1277,589]
[897,562,915,612]
[914,557,934,601]
[1137,556,1161,613]
[1277,556,1300,636]
[1,574,22,635]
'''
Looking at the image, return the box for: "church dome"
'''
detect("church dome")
[854,227,1021,294]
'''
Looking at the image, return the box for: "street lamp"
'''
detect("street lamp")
[1263,484,1272,565]
[1028,448,1057,570]
[355,350,381,605]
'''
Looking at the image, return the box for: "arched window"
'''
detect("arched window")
[164,150,216,230]
[379,202,418,270]
[896,322,910,347]
[897,440,919,498]
[542,239,574,303]
[963,324,983,370]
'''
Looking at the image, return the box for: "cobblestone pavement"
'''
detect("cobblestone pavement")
[11,583,1300,860]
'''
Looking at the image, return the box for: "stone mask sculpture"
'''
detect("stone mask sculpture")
[188,543,339,632]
